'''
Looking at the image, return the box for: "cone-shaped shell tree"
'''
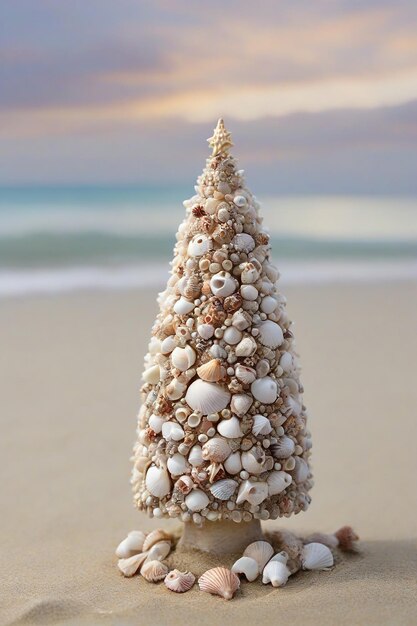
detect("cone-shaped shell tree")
[132,120,313,551]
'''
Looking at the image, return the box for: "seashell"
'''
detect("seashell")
[202,437,231,462]
[145,466,171,498]
[260,296,277,314]
[210,271,236,297]
[175,406,190,422]
[174,296,195,315]
[197,359,225,382]
[236,480,268,506]
[146,540,171,562]
[232,233,255,253]
[224,451,242,475]
[162,421,185,441]
[262,561,290,587]
[188,234,212,257]
[161,335,177,354]
[198,567,240,600]
[223,293,243,313]
[116,530,146,558]
[197,323,214,339]
[257,320,284,349]
[251,377,278,404]
[232,310,251,331]
[209,478,238,500]
[142,364,160,385]
[267,470,292,495]
[235,336,257,357]
[212,223,234,245]
[244,541,274,571]
[186,380,231,414]
[188,444,204,467]
[141,559,169,582]
[301,543,334,571]
[143,529,172,551]
[165,378,187,400]
[210,344,227,359]
[231,556,259,582]
[270,551,289,565]
[164,569,195,593]
[185,489,210,512]
[223,326,242,345]
[171,345,196,371]
[217,416,244,438]
[217,207,230,222]
[233,195,247,208]
[205,198,219,214]
[241,448,266,474]
[230,393,252,416]
[118,552,148,577]
[174,475,194,494]
[235,364,256,384]
[271,436,295,458]
[240,262,260,284]
[187,412,201,428]
[252,414,272,436]
[293,457,309,483]
[148,413,165,434]
[240,285,258,301]
[279,351,294,373]
[167,452,188,476]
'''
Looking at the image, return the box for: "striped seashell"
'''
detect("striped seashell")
[117,552,148,577]
[209,478,238,500]
[141,559,169,582]
[164,569,195,593]
[244,541,274,571]
[252,414,272,436]
[267,470,292,496]
[271,436,295,459]
[185,380,231,415]
[197,359,225,382]
[198,567,240,600]
[257,320,284,349]
[142,529,172,552]
[301,543,334,571]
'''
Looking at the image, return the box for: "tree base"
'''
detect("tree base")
[178,519,263,555]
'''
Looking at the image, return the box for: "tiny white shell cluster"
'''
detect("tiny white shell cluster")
[132,119,312,524]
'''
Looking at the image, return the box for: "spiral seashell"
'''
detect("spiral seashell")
[235,336,257,357]
[267,470,292,496]
[224,451,242,475]
[187,234,212,257]
[223,293,243,313]
[142,529,172,552]
[118,552,148,577]
[244,541,274,571]
[183,275,201,300]
[232,233,255,253]
[185,380,231,414]
[115,530,146,558]
[257,320,284,349]
[162,421,185,441]
[202,437,231,462]
[233,195,247,208]
[301,543,334,570]
[209,478,238,500]
[164,569,195,593]
[271,436,295,458]
[252,414,272,436]
[231,556,259,581]
[141,559,169,582]
[251,377,278,404]
[236,480,268,506]
[171,345,196,372]
[198,567,240,600]
[230,393,252,416]
[185,489,210,512]
[197,359,225,382]
[241,447,267,474]
[262,560,290,587]
[167,452,188,476]
[145,466,171,498]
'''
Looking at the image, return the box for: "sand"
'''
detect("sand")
[1,282,416,625]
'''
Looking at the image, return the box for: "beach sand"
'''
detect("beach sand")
[1,282,416,625]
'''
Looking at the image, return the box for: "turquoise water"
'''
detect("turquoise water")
[1,186,416,296]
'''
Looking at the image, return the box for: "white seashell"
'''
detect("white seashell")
[197,323,214,339]
[148,336,161,355]
[251,377,278,404]
[202,437,231,462]
[240,262,260,284]
[175,406,190,423]
[164,569,195,593]
[223,326,242,345]
[171,345,196,371]
[197,359,225,382]
[232,556,259,582]
[187,412,201,428]
[262,561,290,587]
[235,364,256,384]
[165,378,187,400]
[230,393,252,416]
[210,271,237,297]
[240,284,258,301]
[272,436,295,458]
[232,233,255,253]
[141,559,169,582]
[116,530,146,558]
[143,529,172,551]
[260,296,277,314]
[145,466,171,498]
[301,543,334,570]
[162,421,185,441]
[209,478,238,500]
[161,335,177,354]
[185,380,231,414]
[217,416,243,438]
[224,451,242,475]
[244,541,274,571]
[198,567,240,600]
[174,475,194,495]
[270,551,289,565]
[217,207,230,222]
[231,310,251,331]
[267,470,292,495]
[187,234,212,257]
[233,195,247,208]
[293,457,310,483]
[118,552,148,577]
[235,336,257,357]
[146,540,171,562]
[167,453,188,476]
[257,320,284,349]
[205,198,219,214]
[252,414,272,436]
[236,480,268,505]
[174,296,195,315]
[185,489,210,512]
[241,448,266,474]
[210,344,227,359]
[279,351,294,373]
[188,445,204,467]
[148,414,165,434]
[142,364,160,385]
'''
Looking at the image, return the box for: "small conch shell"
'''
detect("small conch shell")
[197,359,225,382]
[185,380,231,414]
[231,556,259,582]
[142,529,172,552]
[145,466,171,498]
[244,541,274,571]
[217,416,244,439]
[118,552,148,577]
[252,414,272,436]
[164,569,195,593]
[209,478,238,500]
[202,437,231,462]
[267,470,292,495]
[115,530,146,558]
[198,567,240,600]
[257,320,284,349]
[188,445,204,467]
[236,480,268,506]
[230,393,252,416]
[262,560,290,587]
[171,345,196,371]
[301,543,334,570]
[141,559,169,582]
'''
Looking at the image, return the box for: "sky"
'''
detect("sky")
[0,0,417,193]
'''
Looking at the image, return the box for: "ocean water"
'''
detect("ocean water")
[1,186,416,298]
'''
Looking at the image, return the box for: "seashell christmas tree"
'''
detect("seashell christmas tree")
[131,119,313,552]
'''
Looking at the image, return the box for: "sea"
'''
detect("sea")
[1,185,416,298]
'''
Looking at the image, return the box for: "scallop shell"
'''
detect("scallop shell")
[141,559,169,582]
[164,569,195,593]
[257,320,284,349]
[236,480,268,506]
[143,529,172,551]
[235,364,256,384]
[230,393,252,416]
[224,451,242,475]
[231,556,259,582]
[185,489,210,512]
[146,540,171,562]
[197,359,225,382]
[167,452,188,476]
[223,326,242,345]
[142,364,160,385]
[162,421,185,441]
[301,543,334,570]
[244,541,274,571]
[217,416,244,439]
[267,470,293,495]
[271,436,295,458]
[202,437,231,462]
[185,380,231,414]
[188,444,204,467]
[235,336,257,357]
[262,560,290,587]
[251,377,278,404]
[188,234,212,257]
[252,414,272,436]
[270,551,289,565]
[293,457,309,483]
[198,567,240,600]
[118,552,148,577]
[232,233,255,253]
[171,345,196,371]
[241,448,266,474]
[115,530,146,558]
[209,478,238,500]
[173,296,195,315]
[145,466,171,498]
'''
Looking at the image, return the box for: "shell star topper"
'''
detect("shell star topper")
[131,118,313,535]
